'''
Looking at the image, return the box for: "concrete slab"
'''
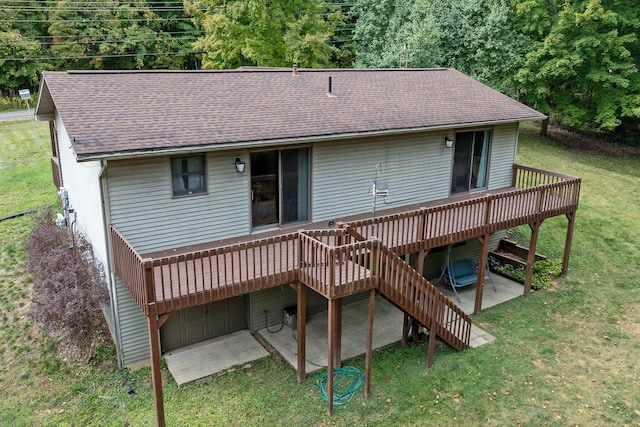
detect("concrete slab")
[258,295,404,373]
[258,276,522,373]
[164,275,521,384]
[435,272,525,314]
[164,330,269,386]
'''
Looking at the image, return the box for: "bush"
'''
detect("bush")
[24,209,109,360]
[0,94,36,113]
[492,259,562,290]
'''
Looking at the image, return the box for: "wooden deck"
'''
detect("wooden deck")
[110,165,580,316]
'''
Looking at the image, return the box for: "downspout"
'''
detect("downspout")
[99,159,124,368]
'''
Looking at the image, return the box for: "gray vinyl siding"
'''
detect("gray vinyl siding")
[105,124,519,365]
[114,277,150,366]
[106,151,251,254]
[488,124,518,190]
[106,151,251,366]
[249,285,326,330]
[249,284,370,331]
[312,132,451,222]
[421,233,505,280]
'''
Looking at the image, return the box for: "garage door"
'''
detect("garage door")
[160,296,247,352]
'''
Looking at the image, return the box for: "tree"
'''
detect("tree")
[353,0,529,94]
[184,0,343,69]
[0,0,47,95]
[47,0,162,70]
[515,0,640,131]
[352,0,427,68]
[145,0,202,70]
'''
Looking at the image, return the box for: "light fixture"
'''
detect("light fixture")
[235,157,246,173]
[444,136,454,148]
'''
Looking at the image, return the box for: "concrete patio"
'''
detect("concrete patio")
[164,274,523,385]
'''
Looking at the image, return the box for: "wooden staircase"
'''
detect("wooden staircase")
[339,225,471,351]
[374,243,471,351]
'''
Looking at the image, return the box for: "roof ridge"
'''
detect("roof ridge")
[64,68,450,76]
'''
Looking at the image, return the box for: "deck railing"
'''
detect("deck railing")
[347,164,580,252]
[150,233,300,314]
[513,164,577,187]
[51,156,61,190]
[110,165,580,316]
[110,225,151,314]
[299,232,378,299]
[375,243,471,350]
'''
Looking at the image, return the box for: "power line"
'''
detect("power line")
[3,0,187,4]
[1,50,203,61]
[1,18,194,23]
[0,31,203,40]
[36,36,199,46]
[1,7,187,12]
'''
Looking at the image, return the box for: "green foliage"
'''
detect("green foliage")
[0,1,48,95]
[353,0,640,131]
[515,0,640,131]
[0,93,36,113]
[353,0,531,94]
[46,0,199,70]
[493,259,562,290]
[185,0,343,69]
[0,1,201,94]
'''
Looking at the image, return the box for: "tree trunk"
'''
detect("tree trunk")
[540,118,549,137]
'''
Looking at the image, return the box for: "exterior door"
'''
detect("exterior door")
[160,295,247,352]
[251,147,309,228]
[451,130,491,194]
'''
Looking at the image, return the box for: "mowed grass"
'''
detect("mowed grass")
[1,119,639,426]
[0,120,55,217]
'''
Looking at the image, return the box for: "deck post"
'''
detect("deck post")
[474,235,491,314]
[524,222,542,296]
[297,283,307,383]
[413,250,426,340]
[365,289,375,397]
[334,298,343,369]
[561,211,576,276]
[401,313,409,346]
[327,298,337,415]
[427,290,438,368]
[147,304,165,427]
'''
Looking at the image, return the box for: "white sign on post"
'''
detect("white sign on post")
[19,89,31,100]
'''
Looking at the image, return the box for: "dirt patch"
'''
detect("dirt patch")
[545,123,640,157]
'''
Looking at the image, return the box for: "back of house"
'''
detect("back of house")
[36,67,562,368]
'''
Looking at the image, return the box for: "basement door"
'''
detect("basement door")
[160,296,247,352]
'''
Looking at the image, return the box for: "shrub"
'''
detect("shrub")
[492,259,562,290]
[24,209,109,360]
[0,94,36,113]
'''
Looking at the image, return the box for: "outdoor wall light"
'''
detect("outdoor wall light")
[235,157,246,173]
[444,136,454,148]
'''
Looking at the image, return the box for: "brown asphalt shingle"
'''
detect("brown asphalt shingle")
[36,68,544,160]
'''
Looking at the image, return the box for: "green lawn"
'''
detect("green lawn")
[1,120,639,426]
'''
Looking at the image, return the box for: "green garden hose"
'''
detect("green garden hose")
[316,366,364,406]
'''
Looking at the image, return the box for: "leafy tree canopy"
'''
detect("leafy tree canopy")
[0,0,47,94]
[353,0,529,95]
[515,0,640,131]
[184,0,343,69]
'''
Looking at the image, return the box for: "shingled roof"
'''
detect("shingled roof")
[36,68,545,161]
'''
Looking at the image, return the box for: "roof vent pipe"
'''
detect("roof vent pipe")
[292,64,298,76]
[328,76,332,94]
